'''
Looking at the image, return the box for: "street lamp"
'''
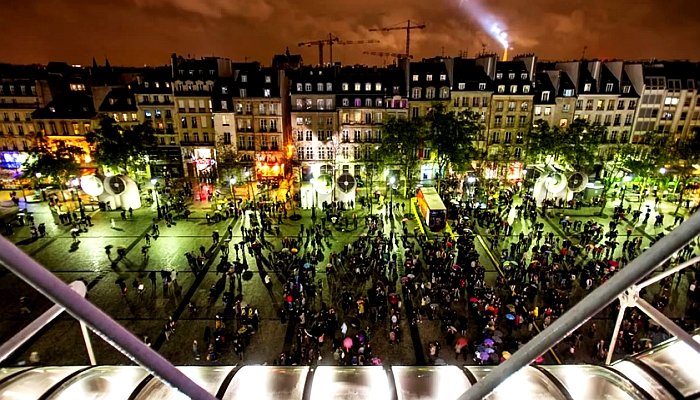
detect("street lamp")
[389,176,395,217]
[620,174,633,207]
[229,177,237,204]
[151,178,161,219]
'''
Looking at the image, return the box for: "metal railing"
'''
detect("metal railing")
[0,234,216,400]
[459,210,700,400]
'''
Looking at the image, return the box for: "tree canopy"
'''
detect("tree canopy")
[378,115,427,195]
[527,118,605,172]
[22,137,84,187]
[426,103,480,184]
[86,116,157,175]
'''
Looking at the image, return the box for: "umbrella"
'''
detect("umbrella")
[479,351,490,361]
[502,351,511,360]
[506,304,516,312]
[452,264,461,271]
[505,313,515,321]
[484,338,494,346]
[493,336,503,343]
[343,337,353,350]
[503,261,518,266]
[407,274,415,279]
[469,297,479,303]
[303,263,313,270]
[291,248,299,254]
[238,327,248,334]
[447,326,458,334]
[401,218,409,222]
[534,355,544,364]
[455,337,468,349]
[609,260,620,267]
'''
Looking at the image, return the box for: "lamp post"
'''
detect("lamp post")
[244,170,252,201]
[389,176,395,218]
[229,177,237,205]
[151,178,161,219]
[620,174,632,207]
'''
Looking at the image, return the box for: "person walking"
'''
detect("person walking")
[110,218,116,229]
[145,233,151,245]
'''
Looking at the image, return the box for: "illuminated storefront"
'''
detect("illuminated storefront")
[255,155,285,181]
[184,147,217,180]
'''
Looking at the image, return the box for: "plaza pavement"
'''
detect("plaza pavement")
[0,187,696,369]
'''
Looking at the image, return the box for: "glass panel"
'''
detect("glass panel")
[636,334,700,397]
[467,366,566,400]
[0,368,29,383]
[612,361,673,400]
[0,366,85,400]
[393,366,471,400]
[309,366,391,400]
[545,365,648,400]
[133,366,232,400]
[47,366,150,400]
[223,366,308,400]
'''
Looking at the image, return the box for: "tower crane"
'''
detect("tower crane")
[369,20,426,58]
[363,51,413,66]
[298,34,380,65]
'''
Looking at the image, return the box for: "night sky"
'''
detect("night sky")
[1,0,699,66]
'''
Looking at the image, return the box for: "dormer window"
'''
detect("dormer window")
[296,83,302,91]
[521,73,528,80]
[241,75,248,83]
[563,89,574,97]
[541,91,550,102]
[375,83,382,91]
[606,83,614,92]
[365,83,372,91]
[584,83,592,92]
[355,83,361,91]
[440,74,447,81]
[496,73,503,79]
[622,85,631,94]
[326,83,332,91]
[508,73,515,80]
[458,83,465,90]
[221,86,228,94]
[478,83,486,90]
[49,106,56,113]
[412,75,419,81]
[317,83,324,91]
[305,83,312,91]
[523,85,530,94]
[426,75,433,81]
[265,76,272,83]
[155,83,160,88]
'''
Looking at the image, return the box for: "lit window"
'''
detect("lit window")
[355,83,361,91]
[365,83,372,91]
[497,85,505,93]
[563,89,574,97]
[426,75,433,81]
[265,75,271,83]
[458,83,465,90]
[478,83,486,90]
[375,83,382,91]
[342,83,349,91]
[440,74,447,81]
[263,89,271,97]
[584,83,592,92]
[412,75,419,81]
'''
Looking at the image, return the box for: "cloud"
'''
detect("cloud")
[0,0,698,65]
[130,0,274,20]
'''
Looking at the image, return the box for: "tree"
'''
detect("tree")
[426,103,480,193]
[86,116,157,175]
[559,119,605,172]
[526,120,565,165]
[378,116,427,197]
[527,119,604,173]
[669,129,700,214]
[22,137,84,199]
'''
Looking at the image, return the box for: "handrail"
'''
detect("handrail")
[0,281,86,364]
[0,234,216,400]
[457,210,700,400]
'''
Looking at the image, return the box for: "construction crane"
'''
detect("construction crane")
[363,51,412,66]
[298,34,380,65]
[369,20,426,58]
